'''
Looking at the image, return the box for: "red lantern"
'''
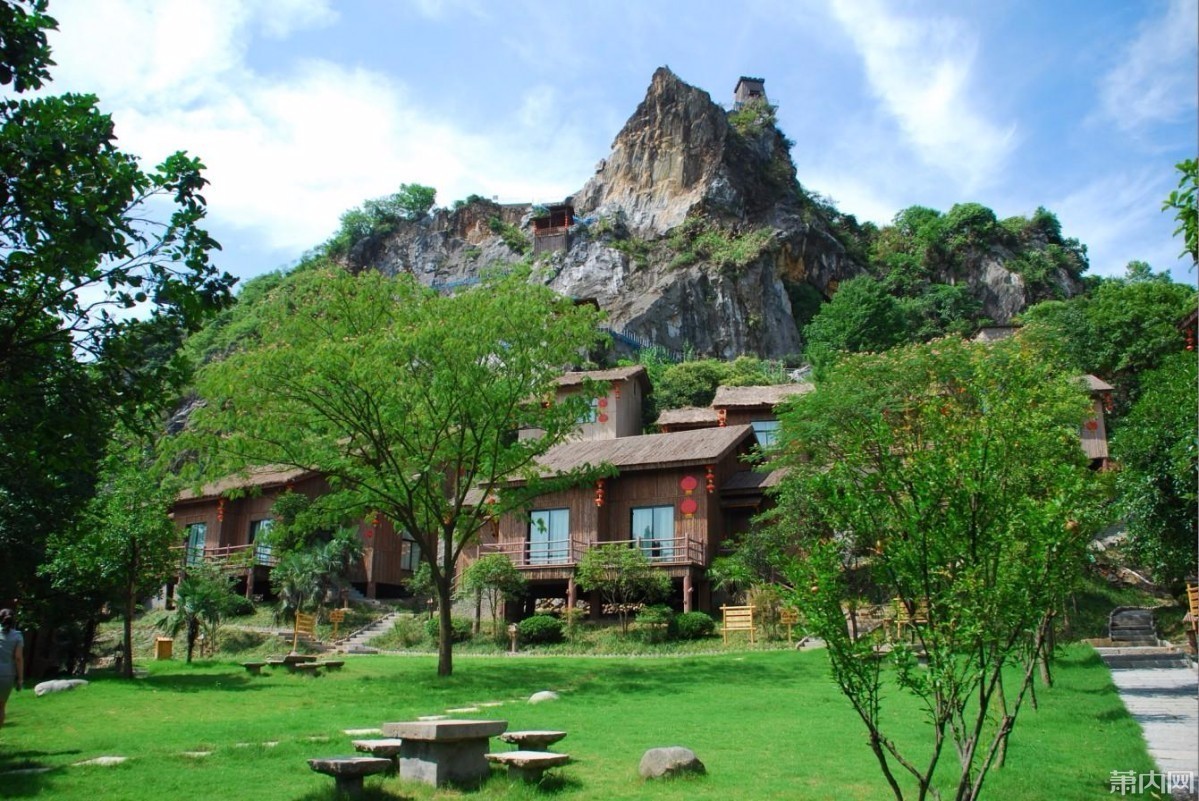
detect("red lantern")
[705,465,716,493]
[680,475,698,495]
[680,497,698,518]
[717,408,727,427]
[1084,419,1099,431]
[595,479,605,508]
[613,383,622,399]
[217,498,226,523]
[598,397,608,408]
[598,413,609,423]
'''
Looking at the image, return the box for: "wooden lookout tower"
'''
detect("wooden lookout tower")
[531,200,575,255]
[733,76,766,110]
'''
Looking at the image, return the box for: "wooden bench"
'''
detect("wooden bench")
[498,730,567,751]
[721,605,756,644]
[307,756,391,798]
[241,661,267,676]
[486,750,570,782]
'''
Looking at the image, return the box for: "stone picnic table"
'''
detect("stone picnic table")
[381,718,508,787]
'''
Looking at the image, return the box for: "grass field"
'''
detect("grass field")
[0,645,1156,800]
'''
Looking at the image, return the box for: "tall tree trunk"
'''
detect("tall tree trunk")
[122,541,138,678]
[122,582,135,679]
[437,583,454,677]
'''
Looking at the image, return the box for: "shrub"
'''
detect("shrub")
[226,595,256,617]
[391,615,429,648]
[635,604,675,643]
[674,611,716,640]
[517,614,564,645]
[424,616,473,643]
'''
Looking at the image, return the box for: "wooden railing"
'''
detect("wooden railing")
[171,543,278,570]
[478,536,705,568]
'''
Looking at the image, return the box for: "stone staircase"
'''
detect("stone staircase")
[335,610,403,655]
[1098,607,1192,670]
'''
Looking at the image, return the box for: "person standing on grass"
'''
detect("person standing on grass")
[0,608,24,727]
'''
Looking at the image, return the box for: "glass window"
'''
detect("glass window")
[631,505,674,559]
[401,531,421,572]
[529,508,570,565]
[751,420,781,449]
[185,522,207,566]
[248,519,274,565]
[579,397,599,424]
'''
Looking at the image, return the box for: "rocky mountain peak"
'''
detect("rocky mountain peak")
[574,66,801,238]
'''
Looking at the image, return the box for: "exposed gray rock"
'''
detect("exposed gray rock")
[639,746,706,779]
[528,690,560,704]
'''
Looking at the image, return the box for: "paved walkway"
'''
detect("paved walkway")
[1108,664,1198,795]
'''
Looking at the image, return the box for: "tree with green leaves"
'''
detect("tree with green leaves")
[1019,268,1194,407]
[1162,158,1197,266]
[180,266,604,676]
[271,528,363,619]
[324,183,437,259]
[575,544,671,635]
[0,2,233,659]
[42,431,179,678]
[802,276,909,372]
[769,335,1103,801]
[160,562,239,663]
[1110,351,1198,587]
[458,554,526,637]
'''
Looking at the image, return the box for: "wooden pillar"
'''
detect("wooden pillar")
[683,573,693,613]
[567,576,577,611]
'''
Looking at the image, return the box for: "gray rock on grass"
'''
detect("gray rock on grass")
[639,746,706,779]
[528,690,559,704]
[34,679,88,697]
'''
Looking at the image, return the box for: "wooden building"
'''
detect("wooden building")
[521,365,650,442]
[531,202,575,255]
[480,425,763,614]
[171,466,419,599]
[733,76,766,109]
[1082,374,1114,470]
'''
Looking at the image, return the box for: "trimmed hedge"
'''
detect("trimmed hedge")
[518,614,564,644]
[675,611,716,640]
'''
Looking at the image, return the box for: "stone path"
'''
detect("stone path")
[1107,665,1198,793]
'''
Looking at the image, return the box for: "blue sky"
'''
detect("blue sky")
[40,0,1198,285]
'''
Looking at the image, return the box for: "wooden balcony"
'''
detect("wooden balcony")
[477,536,705,577]
[173,543,278,571]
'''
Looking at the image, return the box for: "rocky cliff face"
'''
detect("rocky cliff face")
[360,67,858,360]
[357,68,1065,358]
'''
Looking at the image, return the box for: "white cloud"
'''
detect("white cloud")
[1098,0,1199,132]
[826,0,1016,191]
[1052,169,1184,278]
[41,0,587,262]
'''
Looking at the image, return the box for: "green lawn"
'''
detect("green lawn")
[0,646,1157,800]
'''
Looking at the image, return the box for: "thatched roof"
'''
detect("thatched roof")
[711,383,813,409]
[556,365,649,390]
[177,465,317,503]
[530,425,753,477]
[655,407,719,427]
[1083,374,1114,393]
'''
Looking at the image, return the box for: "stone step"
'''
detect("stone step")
[1096,647,1193,671]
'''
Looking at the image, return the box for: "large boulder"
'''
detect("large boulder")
[639,746,706,779]
[34,678,88,697]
